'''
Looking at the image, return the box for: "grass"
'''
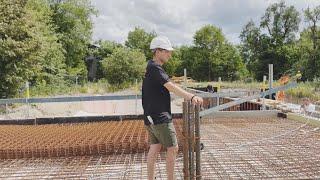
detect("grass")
[27,79,140,98]
[187,80,320,103]
[21,78,320,103]
[286,82,320,102]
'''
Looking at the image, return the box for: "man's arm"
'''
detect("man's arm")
[164,81,203,105]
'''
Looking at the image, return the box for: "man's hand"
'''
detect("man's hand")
[191,95,203,106]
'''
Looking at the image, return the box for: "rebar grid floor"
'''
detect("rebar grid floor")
[200,117,320,179]
[0,117,319,179]
[0,120,183,159]
[0,153,184,179]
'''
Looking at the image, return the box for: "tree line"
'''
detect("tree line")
[240,1,320,81]
[0,0,96,98]
[0,0,319,98]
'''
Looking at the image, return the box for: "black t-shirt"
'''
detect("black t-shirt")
[142,60,171,125]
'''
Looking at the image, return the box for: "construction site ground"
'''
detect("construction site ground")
[0,116,319,179]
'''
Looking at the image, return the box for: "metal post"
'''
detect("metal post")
[76,76,79,86]
[269,64,273,90]
[217,96,219,106]
[25,81,30,118]
[218,77,221,92]
[184,68,187,85]
[5,103,8,117]
[195,105,201,180]
[217,77,221,106]
[262,75,267,110]
[135,79,138,116]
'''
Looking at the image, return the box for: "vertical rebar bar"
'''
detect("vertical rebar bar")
[195,104,201,180]
[183,101,189,180]
[189,102,195,179]
[187,101,192,179]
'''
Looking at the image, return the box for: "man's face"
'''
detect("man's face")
[157,49,172,64]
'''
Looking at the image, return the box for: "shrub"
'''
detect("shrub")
[101,47,146,85]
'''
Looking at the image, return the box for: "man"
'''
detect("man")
[142,36,203,180]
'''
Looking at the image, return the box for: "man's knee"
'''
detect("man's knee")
[148,144,162,156]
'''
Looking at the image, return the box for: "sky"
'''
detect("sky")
[91,0,320,46]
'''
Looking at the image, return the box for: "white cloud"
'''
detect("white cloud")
[91,0,320,46]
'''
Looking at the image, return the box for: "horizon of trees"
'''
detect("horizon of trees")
[0,0,319,98]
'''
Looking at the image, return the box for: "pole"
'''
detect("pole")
[218,77,221,92]
[25,81,30,99]
[217,77,221,106]
[184,68,187,85]
[268,64,273,90]
[5,103,8,116]
[262,75,267,110]
[76,76,78,86]
[135,79,138,116]
[25,81,30,118]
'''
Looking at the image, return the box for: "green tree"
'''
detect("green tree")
[240,1,301,80]
[194,25,226,49]
[260,1,300,45]
[239,20,261,76]
[303,6,320,79]
[50,0,97,81]
[90,40,123,80]
[97,40,123,58]
[0,0,42,98]
[125,27,156,61]
[184,25,245,81]
[163,48,182,77]
[216,43,248,80]
[26,0,66,85]
[193,25,225,81]
[180,46,207,80]
[101,47,146,85]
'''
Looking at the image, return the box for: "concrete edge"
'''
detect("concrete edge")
[0,113,183,125]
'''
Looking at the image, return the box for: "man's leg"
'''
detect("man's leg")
[166,145,178,180]
[147,143,162,180]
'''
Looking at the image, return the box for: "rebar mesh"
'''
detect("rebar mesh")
[0,117,319,179]
[0,120,183,159]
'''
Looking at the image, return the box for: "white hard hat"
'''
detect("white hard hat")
[150,36,174,51]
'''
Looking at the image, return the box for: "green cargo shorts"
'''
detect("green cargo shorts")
[145,122,177,148]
